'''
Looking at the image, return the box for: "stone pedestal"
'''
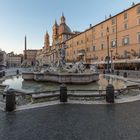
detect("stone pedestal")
[123,72,127,78]
[23,72,99,84]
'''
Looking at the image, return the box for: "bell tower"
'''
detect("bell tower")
[52,20,59,46]
[44,31,50,50]
[60,13,65,24]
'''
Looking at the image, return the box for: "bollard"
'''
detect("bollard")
[112,70,114,74]
[106,84,114,103]
[6,89,16,112]
[116,70,119,76]
[60,84,67,102]
[0,71,3,78]
[16,69,19,75]
[3,71,5,76]
[123,72,127,78]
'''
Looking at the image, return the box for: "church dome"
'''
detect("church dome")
[58,23,71,35]
[58,13,72,35]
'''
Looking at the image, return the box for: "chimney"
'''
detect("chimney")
[89,24,92,28]
[132,2,135,6]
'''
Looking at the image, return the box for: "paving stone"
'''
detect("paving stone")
[1,102,140,140]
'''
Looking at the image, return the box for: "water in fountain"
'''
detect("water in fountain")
[0,75,126,92]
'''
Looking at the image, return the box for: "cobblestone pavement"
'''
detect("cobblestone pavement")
[1,101,140,140]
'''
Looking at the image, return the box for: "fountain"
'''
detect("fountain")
[0,46,139,111]
[0,67,138,111]
[22,44,99,84]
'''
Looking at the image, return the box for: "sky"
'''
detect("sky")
[0,0,139,54]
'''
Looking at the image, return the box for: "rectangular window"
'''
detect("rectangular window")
[86,48,89,52]
[101,24,103,29]
[138,18,140,25]
[77,41,79,45]
[112,28,115,33]
[122,36,129,45]
[138,33,140,43]
[101,32,103,37]
[112,18,116,25]
[124,13,128,19]
[92,46,96,51]
[124,50,128,58]
[137,6,140,14]
[93,35,95,40]
[93,55,98,60]
[101,44,104,50]
[111,40,116,47]
[124,23,128,30]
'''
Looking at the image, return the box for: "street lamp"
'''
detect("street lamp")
[110,50,113,73]
[106,27,115,103]
[106,27,110,73]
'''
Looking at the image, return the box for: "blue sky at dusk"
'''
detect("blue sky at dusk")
[0,0,139,54]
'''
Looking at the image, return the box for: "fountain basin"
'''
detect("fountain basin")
[1,75,127,92]
[22,72,99,84]
[22,72,34,80]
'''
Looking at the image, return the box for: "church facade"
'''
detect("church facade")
[36,14,76,65]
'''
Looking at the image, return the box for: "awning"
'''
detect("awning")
[91,59,140,64]
[113,59,140,63]
[77,53,84,56]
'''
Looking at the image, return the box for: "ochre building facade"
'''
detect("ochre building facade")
[36,3,140,68]
[64,3,140,65]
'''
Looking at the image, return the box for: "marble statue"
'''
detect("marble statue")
[56,43,67,70]
[21,60,32,68]
[90,65,97,72]
[33,60,41,72]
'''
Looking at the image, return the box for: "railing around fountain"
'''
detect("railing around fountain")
[1,83,140,112]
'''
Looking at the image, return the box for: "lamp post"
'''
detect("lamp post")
[110,50,113,73]
[105,28,115,103]
[106,27,110,73]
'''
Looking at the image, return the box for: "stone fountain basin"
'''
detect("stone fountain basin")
[22,72,99,84]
